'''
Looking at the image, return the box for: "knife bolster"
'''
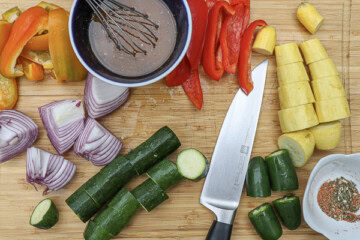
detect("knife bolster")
[202,202,237,225]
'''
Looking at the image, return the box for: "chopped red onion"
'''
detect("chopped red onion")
[74,118,122,166]
[85,74,129,119]
[39,99,85,154]
[0,110,38,163]
[26,147,76,194]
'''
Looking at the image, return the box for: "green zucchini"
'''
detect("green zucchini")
[248,203,283,240]
[273,194,302,230]
[66,155,136,223]
[176,148,209,181]
[246,157,271,198]
[84,220,114,240]
[131,178,169,212]
[147,159,183,191]
[94,189,140,236]
[125,126,181,175]
[265,149,299,191]
[30,199,59,229]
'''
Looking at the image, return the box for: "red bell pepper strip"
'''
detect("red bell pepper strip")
[206,0,219,10]
[186,0,208,70]
[238,20,267,95]
[220,3,244,74]
[165,56,191,86]
[182,70,203,110]
[241,1,251,35]
[202,1,235,81]
[230,0,250,6]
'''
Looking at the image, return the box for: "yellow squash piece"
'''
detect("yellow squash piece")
[20,49,53,70]
[309,121,342,150]
[253,26,277,56]
[278,130,315,167]
[309,58,338,80]
[2,7,21,23]
[275,42,303,66]
[278,104,319,133]
[278,81,315,109]
[315,97,350,123]
[299,38,328,65]
[311,77,345,101]
[297,2,324,34]
[277,62,309,86]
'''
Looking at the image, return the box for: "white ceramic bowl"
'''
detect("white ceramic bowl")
[303,153,360,240]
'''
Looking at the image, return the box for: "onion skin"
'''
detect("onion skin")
[74,118,122,166]
[84,74,129,119]
[0,110,38,163]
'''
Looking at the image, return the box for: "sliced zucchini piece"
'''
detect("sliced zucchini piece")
[30,199,59,229]
[246,157,271,198]
[176,148,209,181]
[147,159,183,191]
[66,189,101,223]
[131,178,169,212]
[84,220,114,240]
[273,194,302,230]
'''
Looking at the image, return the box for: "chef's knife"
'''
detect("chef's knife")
[200,59,269,240]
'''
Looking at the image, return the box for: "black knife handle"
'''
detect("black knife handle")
[206,220,233,240]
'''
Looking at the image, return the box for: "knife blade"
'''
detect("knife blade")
[200,59,269,240]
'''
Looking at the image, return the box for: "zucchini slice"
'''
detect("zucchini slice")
[273,194,302,230]
[246,157,271,198]
[84,220,114,240]
[176,148,209,181]
[265,150,299,191]
[66,189,101,223]
[131,178,169,212]
[147,159,183,191]
[248,203,283,240]
[125,126,181,175]
[30,199,59,229]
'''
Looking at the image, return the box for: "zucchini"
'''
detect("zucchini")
[84,220,114,240]
[246,157,271,198]
[147,159,183,191]
[30,199,59,229]
[265,150,299,191]
[66,155,136,223]
[131,178,169,212]
[91,189,139,236]
[176,148,209,181]
[125,126,181,175]
[248,203,283,240]
[273,194,302,230]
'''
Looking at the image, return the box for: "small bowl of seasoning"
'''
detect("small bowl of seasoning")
[303,153,360,240]
[69,0,192,87]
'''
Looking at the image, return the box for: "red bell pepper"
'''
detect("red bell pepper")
[182,70,203,110]
[187,0,208,70]
[206,0,219,10]
[202,1,235,81]
[238,20,267,95]
[165,56,191,86]
[241,1,251,35]
[220,3,244,74]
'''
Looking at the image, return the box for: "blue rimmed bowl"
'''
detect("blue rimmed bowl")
[69,0,192,87]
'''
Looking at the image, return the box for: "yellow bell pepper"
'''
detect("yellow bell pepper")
[0,74,18,110]
[20,49,53,70]
[48,9,87,82]
[0,7,48,78]
[18,57,45,81]
[24,33,49,51]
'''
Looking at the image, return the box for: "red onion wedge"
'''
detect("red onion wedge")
[0,110,38,163]
[85,74,129,119]
[39,99,85,154]
[26,147,76,195]
[74,118,122,166]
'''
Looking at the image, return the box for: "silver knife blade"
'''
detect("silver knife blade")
[200,59,269,224]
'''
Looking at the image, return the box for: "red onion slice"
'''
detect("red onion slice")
[26,147,76,194]
[39,99,85,154]
[74,118,122,166]
[0,110,38,163]
[85,74,129,119]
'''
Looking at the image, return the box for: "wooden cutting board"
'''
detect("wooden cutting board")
[0,0,359,239]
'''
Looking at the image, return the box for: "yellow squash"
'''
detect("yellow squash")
[275,42,303,66]
[309,121,342,150]
[253,26,277,56]
[278,104,319,133]
[315,97,350,123]
[278,81,315,109]
[311,77,346,101]
[299,38,328,65]
[297,2,324,34]
[277,62,309,86]
[309,58,338,80]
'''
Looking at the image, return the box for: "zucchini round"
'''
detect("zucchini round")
[246,157,271,198]
[176,148,209,181]
[30,199,59,229]
[273,194,302,230]
[147,159,183,191]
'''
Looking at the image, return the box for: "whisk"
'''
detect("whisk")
[86,0,159,56]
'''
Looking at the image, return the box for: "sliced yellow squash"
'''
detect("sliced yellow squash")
[278,104,319,133]
[277,62,309,86]
[299,38,328,65]
[275,43,303,66]
[311,77,346,101]
[253,26,277,56]
[309,58,338,80]
[315,97,350,123]
[309,121,342,150]
[297,2,324,35]
[278,81,315,109]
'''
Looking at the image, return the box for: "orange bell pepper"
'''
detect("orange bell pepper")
[0,74,18,110]
[0,21,11,55]
[24,34,49,51]
[48,9,87,82]
[20,49,53,70]
[0,7,48,78]
[18,57,44,81]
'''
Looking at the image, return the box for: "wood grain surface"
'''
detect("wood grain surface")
[0,0,358,239]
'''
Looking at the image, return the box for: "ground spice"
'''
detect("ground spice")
[317,177,360,223]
